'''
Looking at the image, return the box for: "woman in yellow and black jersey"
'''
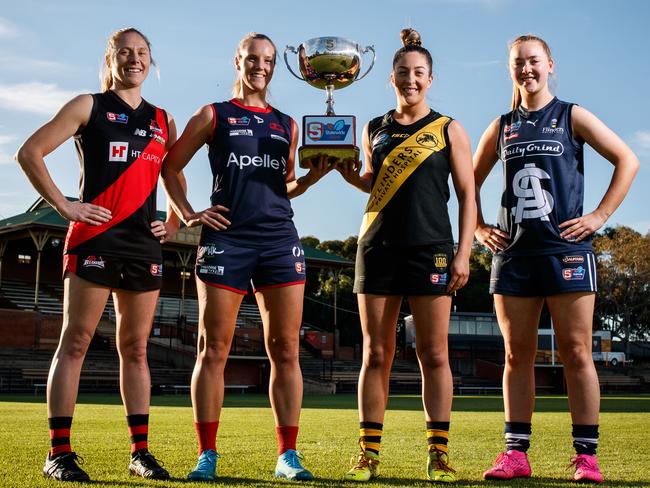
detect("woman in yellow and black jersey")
[337,28,476,483]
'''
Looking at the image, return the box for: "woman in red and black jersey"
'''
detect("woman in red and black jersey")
[162,32,330,481]
[16,28,179,482]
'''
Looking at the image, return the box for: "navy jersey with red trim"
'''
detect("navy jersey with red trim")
[64,91,169,260]
[203,99,297,247]
[496,97,591,256]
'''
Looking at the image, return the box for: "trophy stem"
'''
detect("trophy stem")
[325,84,335,116]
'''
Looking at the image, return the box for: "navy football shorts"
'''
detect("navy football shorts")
[195,238,306,294]
[490,250,597,296]
[353,243,454,295]
[64,253,162,291]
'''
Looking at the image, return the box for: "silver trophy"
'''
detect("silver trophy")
[284,37,375,168]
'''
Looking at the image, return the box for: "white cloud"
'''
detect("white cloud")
[0,82,80,116]
[0,55,69,74]
[0,134,17,165]
[0,17,19,39]
[632,130,650,156]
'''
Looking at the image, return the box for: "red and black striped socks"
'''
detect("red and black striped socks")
[48,416,73,458]
[127,414,149,455]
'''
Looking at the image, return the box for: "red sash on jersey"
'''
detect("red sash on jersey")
[64,108,167,253]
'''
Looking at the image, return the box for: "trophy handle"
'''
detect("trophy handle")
[356,45,376,81]
[283,45,306,81]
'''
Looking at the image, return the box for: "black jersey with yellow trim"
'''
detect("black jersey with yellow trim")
[360,109,454,247]
[64,91,169,261]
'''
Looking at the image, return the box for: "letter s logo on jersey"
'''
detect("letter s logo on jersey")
[109,142,129,162]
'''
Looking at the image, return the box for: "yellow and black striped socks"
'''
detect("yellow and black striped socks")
[359,421,383,455]
[426,421,450,453]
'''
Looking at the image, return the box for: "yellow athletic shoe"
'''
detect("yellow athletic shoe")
[344,449,379,482]
[427,448,457,483]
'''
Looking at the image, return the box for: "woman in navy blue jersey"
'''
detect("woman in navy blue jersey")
[15,28,179,481]
[474,34,638,484]
[162,32,330,482]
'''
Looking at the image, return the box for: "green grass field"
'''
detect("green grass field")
[1,394,649,487]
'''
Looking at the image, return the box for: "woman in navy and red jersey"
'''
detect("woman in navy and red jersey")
[474,34,639,484]
[161,32,330,481]
[16,28,179,482]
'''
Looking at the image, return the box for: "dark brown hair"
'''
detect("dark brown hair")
[392,28,433,75]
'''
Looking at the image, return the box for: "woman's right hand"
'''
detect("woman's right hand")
[60,200,112,225]
[475,223,510,253]
[336,158,362,186]
[185,205,231,231]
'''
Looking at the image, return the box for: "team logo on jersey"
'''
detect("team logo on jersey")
[229,129,254,137]
[109,142,129,162]
[228,116,250,126]
[134,128,147,137]
[270,122,287,134]
[434,253,448,269]
[271,134,289,145]
[150,264,163,277]
[416,132,439,149]
[504,121,521,141]
[227,152,285,171]
[430,273,447,285]
[502,140,564,161]
[563,255,584,264]
[373,132,390,147]
[295,262,305,274]
[149,120,163,134]
[511,162,554,223]
[563,266,586,281]
[254,115,264,124]
[306,120,349,141]
[83,255,106,269]
[106,112,128,124]
[292,246,304,257]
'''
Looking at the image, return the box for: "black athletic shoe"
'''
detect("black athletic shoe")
[129,450,170,480]
[43,452,90,481]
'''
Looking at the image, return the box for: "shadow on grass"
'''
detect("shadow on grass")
[2,393,650,413]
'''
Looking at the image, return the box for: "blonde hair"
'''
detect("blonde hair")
[509,34,553,110]
[100,27,155,92]
[393,28,433,75]
[231,32,277,98]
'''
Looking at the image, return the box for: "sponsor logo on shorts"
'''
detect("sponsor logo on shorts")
[150,263,163,277]
[83,256,105,269]
[430,273,447,285]
[434,253,448,269]
[109,142,129,162]
[197,245,225,259]
[295,262,305,274]
[563,266,586,281]
[134,128,147,137]
[228,116,250,126]
[199,265,224,275]
[229,129,253,137]
[562,255,585,264]
[271,134,289,145]
[106,112,128,124]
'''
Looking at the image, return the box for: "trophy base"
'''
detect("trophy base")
[299,145,360,169]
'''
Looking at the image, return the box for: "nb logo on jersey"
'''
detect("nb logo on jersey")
[109,142,129,162]
[511,163,554,223]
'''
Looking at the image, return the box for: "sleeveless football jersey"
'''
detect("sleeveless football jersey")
[202,99,297,247]
[360,109,454,246]
[496,97,591,256]
[64,91,169,260]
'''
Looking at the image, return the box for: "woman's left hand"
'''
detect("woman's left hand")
[302,154,335,185]
[559,210,607,242]
[150,219,180,244]
[447,256,470,294]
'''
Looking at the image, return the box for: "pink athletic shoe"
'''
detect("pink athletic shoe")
[483,450,532,480]
[571,454,604,484]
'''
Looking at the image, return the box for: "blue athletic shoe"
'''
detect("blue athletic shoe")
[275,449,314,481]
[187,449,219,481]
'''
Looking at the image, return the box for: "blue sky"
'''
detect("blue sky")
[1,0,649,240]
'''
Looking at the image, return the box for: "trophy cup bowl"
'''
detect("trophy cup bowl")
[284,37,375,168]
